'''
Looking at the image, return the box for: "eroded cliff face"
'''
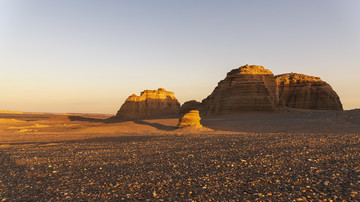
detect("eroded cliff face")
[177,110,203,129]
[116,66,343,118]
[275,73,343,110]
[179,100,202,115]
[202,65,279,115]
[116,88,180,119]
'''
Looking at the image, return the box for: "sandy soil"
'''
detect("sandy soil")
[0,110,359,200]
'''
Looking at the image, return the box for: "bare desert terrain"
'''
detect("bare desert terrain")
[1,110,360,200]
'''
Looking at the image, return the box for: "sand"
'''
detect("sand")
[0,110,359,200]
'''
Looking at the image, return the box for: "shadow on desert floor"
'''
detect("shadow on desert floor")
[132,120,175,131]
[68,116,117,123]
[1,135,161,146]
[202,110,360,134]
[68,116,177,131]
[2,110,360,137]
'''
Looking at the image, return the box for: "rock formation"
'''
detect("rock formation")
[177,110,203,129]
[202,65,279,115]
[179,100,202,115]
[275,73,343,110]
[116,88,181,119]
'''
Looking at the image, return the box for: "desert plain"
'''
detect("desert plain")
[0,109,360,201]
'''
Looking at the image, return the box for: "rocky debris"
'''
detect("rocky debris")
[177,110,203,129]
[202,65,279,115]
[275,73,343,110]
[116,88,180,119]
[1,133,359,201]
[179,100,202,115]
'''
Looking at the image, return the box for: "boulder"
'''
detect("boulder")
[202,65,279,115]
[177,110,203,129]
[275,73,343,110]
[116,88,181,119]
[179,100,202,115]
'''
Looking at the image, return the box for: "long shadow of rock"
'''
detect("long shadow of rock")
[68,116,104,122]
[133,120,176,131]
[1,135,161,146]
[67,116,129,124]
[66,135,160,144]
[67,116,178,130]
[67,116,214,132]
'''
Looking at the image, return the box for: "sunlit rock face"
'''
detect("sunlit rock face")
[202,65,279,115]
[275,73,343,110]
[177,110,203,129]
[179,100,202,115]
[116,88,181,119]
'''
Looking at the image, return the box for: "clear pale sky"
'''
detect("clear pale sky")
[1,0,360,114]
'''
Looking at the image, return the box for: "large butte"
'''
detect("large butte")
[116,88,180,119]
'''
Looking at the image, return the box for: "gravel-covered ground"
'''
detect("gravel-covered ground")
[1,132,360,201]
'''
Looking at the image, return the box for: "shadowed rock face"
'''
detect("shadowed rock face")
[116,88,180,119]
[275,73,343,110]
[202,65,279,115]
[179,100,202,115]
[177,110,203,128]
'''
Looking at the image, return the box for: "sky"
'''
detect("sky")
[1,0,360,114]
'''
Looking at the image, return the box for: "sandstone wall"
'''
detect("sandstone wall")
[275,73,343,110]
[116,88,181,119]
[202,65,279,115]
[179,100,202,115]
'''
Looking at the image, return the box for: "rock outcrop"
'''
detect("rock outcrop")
[179,100,202,115]
[275,73,343,110]
[116,88,181,119]
[177,110,203,129]
[202,65,279,115]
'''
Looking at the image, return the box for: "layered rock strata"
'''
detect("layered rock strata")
[202,65,279,115]
[177,110,203,129]
[116,88,181,119]
[275,73,343,110]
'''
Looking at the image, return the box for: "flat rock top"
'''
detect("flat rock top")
[126,88,177,102]
[275,73,323,85]
[227,64,273,76]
